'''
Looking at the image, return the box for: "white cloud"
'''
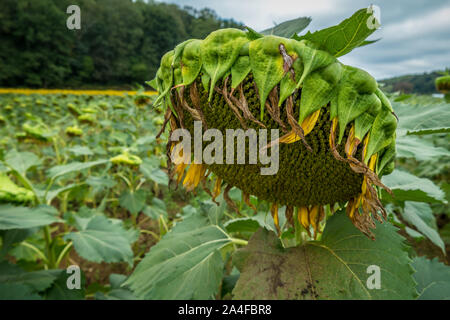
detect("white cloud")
[159,0,450,78]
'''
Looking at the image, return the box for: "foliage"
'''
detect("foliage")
[0,0,243,88]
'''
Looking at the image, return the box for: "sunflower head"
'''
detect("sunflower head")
[151,24,397,239]
[0,172,35,204]
[110,153,143,167]
[65,126,83,137]
[436,75,450,94]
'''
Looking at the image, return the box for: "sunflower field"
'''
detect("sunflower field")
[0,8,449,301]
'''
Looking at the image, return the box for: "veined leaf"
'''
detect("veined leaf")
[365,110,397,161]
[250,36,297,119]
[412,257,450,300]
[95,274,138,300]
[47,159,109,180]
[143,197,167,220]
[4,150,41,176]
[45,269,86,300]
[260,17,311,38]
[231,56,251,89]
[119,189,147,215]
[201,29,248,100]
[64,215,134,264]
[0,205,60,230]
[401,202,445,254]
[394,103,450,136]
[125,202,232,299]
[396,135,450,161]
[67,146,94,157]
[181,40,202,86]
[295,8,379,57]
[140,159,169,186]
[382,170,446,204]
[299,62,342,123]
[232,211,416,299]
[0,262,61,292]
[0,283,41,300]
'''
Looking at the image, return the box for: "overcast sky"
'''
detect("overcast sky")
[158,0,450,79]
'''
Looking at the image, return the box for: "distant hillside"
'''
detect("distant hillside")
[378,70,447,94]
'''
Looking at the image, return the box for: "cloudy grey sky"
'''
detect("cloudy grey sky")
[158,0,450,79]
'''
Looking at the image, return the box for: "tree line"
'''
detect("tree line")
[0,0,242,88]
[378,70,445,94]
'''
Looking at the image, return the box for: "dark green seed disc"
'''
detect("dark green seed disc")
[178,74,363,207]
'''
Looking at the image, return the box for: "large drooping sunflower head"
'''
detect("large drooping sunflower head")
[150,22,397,239]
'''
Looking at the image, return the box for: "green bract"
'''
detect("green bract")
[78,113,96,125]
[110,153,143,167]
[0,172,35,204]
[65,126,83,137]
[152,9,397,237]
[435,75,450,93]
[22,123,52,142]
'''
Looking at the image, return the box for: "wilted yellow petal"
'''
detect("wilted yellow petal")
[369,154,377,171]
[301,109,321,136]
[345,125,357,157]
[298,206,309,229]
[271,203,280,233]
[279,131,301,144]
[183,163,206,191]
[329,117,338,148]
[309,206,319,234]
[212,177,222,200]
[175,163,187,184]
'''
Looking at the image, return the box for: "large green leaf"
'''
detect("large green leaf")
[4,150,41,176]
[140,161,168,185]
[412,257,450,300]
[401,202,445,254]
[0,283,41,300]
[381,170,446,204]
[47,159,109,180]
[232,211,416,300]
[44,269,86,300]
[0,228,35,258]
[295,8,379,57]
[67,146,94,157]
[260,17,311,38]
[64,215,134,264]
[125,202,232,299]
[394,103,450,136]
[119,189,147,215]
[42,183,82,204]
[396,135,450,161]
[142,197,167,219]
[0,262,61,292]
[95,274,138,300]
[0,205,60,230]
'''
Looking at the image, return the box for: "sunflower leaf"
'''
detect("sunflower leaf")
[232,211,416,299]
[125,202,231,299]
[294,8,379,57]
